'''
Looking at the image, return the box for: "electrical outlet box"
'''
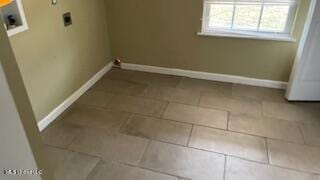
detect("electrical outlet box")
[63,12,72,27]
[0,0,29,36]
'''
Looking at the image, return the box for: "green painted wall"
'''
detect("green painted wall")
[9,0,112,121]
[105,0,310,82]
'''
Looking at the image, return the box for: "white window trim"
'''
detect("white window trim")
[199,0,299,42]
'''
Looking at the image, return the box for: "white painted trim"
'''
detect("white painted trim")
[201,0,299,41]
[37,61,113,131]
[197,32,296,42]
[122,63,287,89]
[7,25,28,36]
[286,0,320,101]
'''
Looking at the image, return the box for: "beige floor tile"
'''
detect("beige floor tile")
[225,156,317,180]
[46,146,99,180]
[64,105,130,132]
[131,71,181,87]
[199,94,262,116]
[103,68,137,81]
[106,95,168,117]
[41,120,83,148]
[262,101,302,122]
[121,115,192,145]
[297,103,320,125]
[232,84,286,102]
[76,90,114,107]
[104,68,181,89]
[301,124,320,147]
[91,78,147,95]
[141,86,201,105]
[268,139,320,173]
[262,102,320,124]
[229,114,304,143]
[177,78,232,96]
[41,70,320,180]
[68,127,149,165]
[87,161,178,180]
[189,126,268,163]
[163,103,228,129]
[139,141,225,180]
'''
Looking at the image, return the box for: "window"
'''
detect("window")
[200,0,299,41]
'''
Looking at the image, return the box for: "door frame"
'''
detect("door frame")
[286,0,319,101]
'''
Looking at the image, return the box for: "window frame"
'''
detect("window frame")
[200,0,299,42]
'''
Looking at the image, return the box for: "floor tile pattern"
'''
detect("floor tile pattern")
[42,68,320,180]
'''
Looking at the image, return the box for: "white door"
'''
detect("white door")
[286,0,320,101]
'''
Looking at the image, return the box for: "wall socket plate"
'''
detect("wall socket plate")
[63,12,72,27]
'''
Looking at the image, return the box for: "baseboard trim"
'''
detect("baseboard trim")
[37,61,113,131]
[122,63,287,89]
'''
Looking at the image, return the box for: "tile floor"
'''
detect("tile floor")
[41,68,320,180]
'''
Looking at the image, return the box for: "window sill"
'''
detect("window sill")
[197,31,296,42]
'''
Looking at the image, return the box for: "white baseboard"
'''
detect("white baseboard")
[37,61,113,131]
[122,63,287,89]
[38,61,286,131]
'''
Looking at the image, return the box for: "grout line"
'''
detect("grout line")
[55,102,315,148]
[85,159,103,180]
[178,121,300,145]
[61,125,84,150]
[45,125,320,176]
[136,165,187,179]
[148,138,320,176]
[297,122,308,145]
[183,143,269,164]
[265,136,320,149]
[46,70,320,178]
[118,113,134,133]
[116,115,192,147]
[122,135,319,177]
[160,101,170,119]
[186,125,194,147]
[265,137,270,164]
[84,159,101,180]
[104,70,301,110]
[226,111,230,130]
[84,87,234,118]
[223,155,227,180]
[71,123,213,155]
[47,136,320,177]
[137,139,152,166]
[93,76,237,112]
[45,144,102,160]
[189,144,317,175]
[94,158,185,179]
[57,102,319,151]
[196,92,203,107]
[174,76,183,88]
[130,136,269,165]
[119,131,190,147]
